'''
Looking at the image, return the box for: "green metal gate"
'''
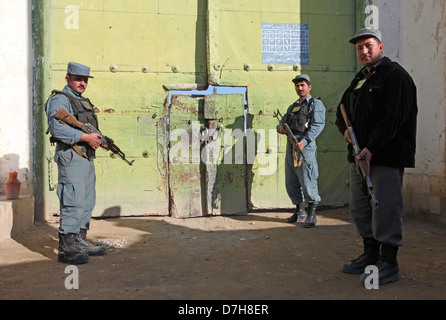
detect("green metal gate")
[35,0,358,219]
[205,0,357,209]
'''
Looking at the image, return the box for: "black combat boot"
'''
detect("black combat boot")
[303,203,317,228]
[360,243,400,285]
[341,238,380,274]
[287,203,307,223]
[58,233,89,264]
[75,229,107,256]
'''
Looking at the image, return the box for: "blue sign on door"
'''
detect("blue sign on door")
[261,23,309,65]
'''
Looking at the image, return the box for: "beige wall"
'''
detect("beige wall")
[0,0,33,196]
[379,0,446,220]
[401,1,445,219]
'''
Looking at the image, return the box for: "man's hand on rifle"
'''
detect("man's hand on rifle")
[345,129,372,172]
[295,140,304,152]
[101,142,110,150]
[278,125,287,135]
[343,129,352,144]
[357,147,373,173]
[80,132,104,150]
[280,126,304,151]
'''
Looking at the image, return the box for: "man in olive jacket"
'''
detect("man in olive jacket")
[335,28,418,285]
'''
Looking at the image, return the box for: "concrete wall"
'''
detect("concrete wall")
[0,0,33,197]
[359,0,445,221]
[402,0,446,220]
[380,1,445,220]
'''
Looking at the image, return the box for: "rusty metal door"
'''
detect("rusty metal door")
[168,92,247,218]
[168,94,205,218]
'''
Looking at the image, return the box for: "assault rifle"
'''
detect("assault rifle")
[339,103,378,209]
[273,109,310,168]
[53,107,134,166]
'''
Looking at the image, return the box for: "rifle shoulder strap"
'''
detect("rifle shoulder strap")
[72,144,88,159]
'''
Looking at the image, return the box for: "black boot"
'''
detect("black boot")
[287,203,306,223]
[361,244,400,285]
[303,203,317,228]
[341,238,380,274]
[58,233,89,264]
[75,229,107,256]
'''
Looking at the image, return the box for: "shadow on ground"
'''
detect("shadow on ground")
[1,207,445,301]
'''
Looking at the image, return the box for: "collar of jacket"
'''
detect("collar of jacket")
[63,85,84,99]
[356,56,391,80]
[295,95,313,105]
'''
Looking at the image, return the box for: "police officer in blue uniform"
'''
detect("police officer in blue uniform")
[277,74,326,228]
[45,62,107,264]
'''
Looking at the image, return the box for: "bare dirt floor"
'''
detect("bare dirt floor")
[1,206,445,306]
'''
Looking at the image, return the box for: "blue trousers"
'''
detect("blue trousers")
[349,163,404,247]
[285,141,321,205]
[55,146,96,234]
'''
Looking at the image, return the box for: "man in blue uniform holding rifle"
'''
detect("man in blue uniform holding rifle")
[277,74,326,228]
[45,62,107,264]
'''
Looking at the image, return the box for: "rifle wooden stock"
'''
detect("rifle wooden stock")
[53,107,85,129]
[273,109,310,169]
[283,122,305,168]
[340,103,378,209]
[53,107,134,166]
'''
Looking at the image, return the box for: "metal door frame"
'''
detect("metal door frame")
[166,85,248,217]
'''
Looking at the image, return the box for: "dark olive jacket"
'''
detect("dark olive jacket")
[335,57,418,168]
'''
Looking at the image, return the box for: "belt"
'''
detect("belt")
[57,142,88,159]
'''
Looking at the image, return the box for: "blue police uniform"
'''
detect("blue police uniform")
[45,62,106,264]
[46,85,96,235]
[277,73,326,227]
[282,96,325,205]
[280,96,326,206]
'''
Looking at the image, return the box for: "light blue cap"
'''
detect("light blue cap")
[67,62,94,78]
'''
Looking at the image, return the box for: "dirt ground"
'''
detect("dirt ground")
[1,206,445,303]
